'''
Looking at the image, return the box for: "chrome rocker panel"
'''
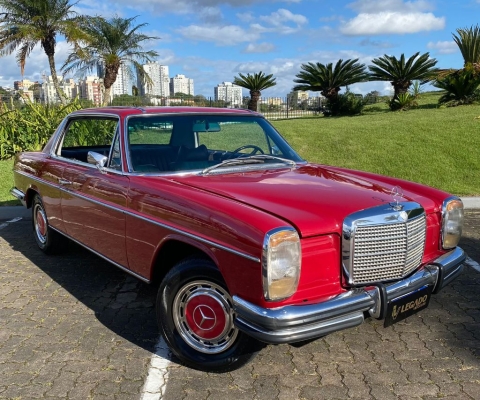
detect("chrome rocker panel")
[233,247,466,344]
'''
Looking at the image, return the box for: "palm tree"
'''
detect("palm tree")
[62,16,158,106]
[0,0,87,104]
[453,25,480,67]
[369,52,438,99]
[293,59,369,104]
[233,71,276,111]
[434,69,480,105]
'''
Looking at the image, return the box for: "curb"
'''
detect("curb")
[461,197,480,210]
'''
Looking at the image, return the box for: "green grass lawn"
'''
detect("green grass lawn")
[272,93,480,196]
[1,92,479,206]
[0,158,19,206]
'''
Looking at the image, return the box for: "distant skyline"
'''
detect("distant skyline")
[0,0,478,97]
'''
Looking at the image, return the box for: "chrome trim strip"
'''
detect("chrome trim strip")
[14,170,260,263]
[233,246,465,344]
[49,226,150,283]
[132,211,260,263]
[10,188,26,204]
[49,113,121,159]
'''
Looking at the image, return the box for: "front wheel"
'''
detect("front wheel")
[156,258,258,372]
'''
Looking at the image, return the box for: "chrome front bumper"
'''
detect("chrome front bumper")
[233,247,466,344]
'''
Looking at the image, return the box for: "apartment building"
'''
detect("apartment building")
[139,62,170,98]
[170,74,194,96]
[214,82,242,107]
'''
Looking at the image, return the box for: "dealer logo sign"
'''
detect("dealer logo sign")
[384,285,433,327]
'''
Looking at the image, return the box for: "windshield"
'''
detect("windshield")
[126,114,303,173]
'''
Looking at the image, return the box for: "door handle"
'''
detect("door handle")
[58,179,72,185]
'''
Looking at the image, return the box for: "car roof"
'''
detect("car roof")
[70,106,260,118]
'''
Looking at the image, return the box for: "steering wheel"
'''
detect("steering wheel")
[232,145,264,156]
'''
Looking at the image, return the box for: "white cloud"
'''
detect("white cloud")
[341,12,445,35]
[73,0,122,18]
[347,0,434,13]
[108,0,265,15]
[257,8,307,33]
[0,41,72,88]
[243,42,276,53]
[176,25,260,45]
[427,41,458,54]
[199,7,224,23]
[260,8,307,26]
[237,12,254,22]
[359,38,396,48]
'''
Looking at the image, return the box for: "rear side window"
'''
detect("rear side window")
[57,117,119,166]
[63,118,118,147]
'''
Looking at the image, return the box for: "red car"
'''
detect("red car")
[11,107,466,371]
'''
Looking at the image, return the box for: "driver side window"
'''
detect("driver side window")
[197,121,270,153]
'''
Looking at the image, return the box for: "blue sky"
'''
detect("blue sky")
[1,0,479,97]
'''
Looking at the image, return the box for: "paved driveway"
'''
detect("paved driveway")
[0,210,479,400]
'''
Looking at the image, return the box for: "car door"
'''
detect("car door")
[55,115,129,267]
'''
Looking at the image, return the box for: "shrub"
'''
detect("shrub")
[434,69,480,106]
[327,92,365,116]
[0,99,83,160]
[389,93,418,111]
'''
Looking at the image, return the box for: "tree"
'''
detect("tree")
[369,52,438,99]
[453,25,480,67]
[62,15,158,106]
[434,69,480,106]
[233,71,276,111]
[0,0,87,105]
[293,59,368,104]
[432,25,480,107]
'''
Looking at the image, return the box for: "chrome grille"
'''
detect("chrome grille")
[342,203,426,285]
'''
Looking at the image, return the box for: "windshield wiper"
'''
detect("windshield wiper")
[201,155,296,175]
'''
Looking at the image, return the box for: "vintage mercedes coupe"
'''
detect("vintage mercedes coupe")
[11,107,466,371]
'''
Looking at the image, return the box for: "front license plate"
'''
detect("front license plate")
[384,285,433,327]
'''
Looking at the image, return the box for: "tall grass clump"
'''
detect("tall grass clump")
[0,98,83,160]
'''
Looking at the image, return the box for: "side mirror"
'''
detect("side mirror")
[87,151,108,168]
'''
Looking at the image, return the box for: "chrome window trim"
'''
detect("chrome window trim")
[123,112,265,174]
[342,202,426,286]
[441,195,463,250]
[122,112,303,175]
[14,170,260,263]
[50,113,122,170]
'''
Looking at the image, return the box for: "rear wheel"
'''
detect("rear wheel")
[156,257,257,371]
[32,194,66,254]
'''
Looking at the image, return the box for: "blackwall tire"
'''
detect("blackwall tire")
[32,194,66,254]
[156,257,258,372]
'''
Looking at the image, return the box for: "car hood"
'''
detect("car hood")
[171,164,439,238]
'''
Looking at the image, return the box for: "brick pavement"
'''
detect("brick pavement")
[0,211,479,399]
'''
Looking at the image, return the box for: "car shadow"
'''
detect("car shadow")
[1,219,478,372]
[0,220,160,354]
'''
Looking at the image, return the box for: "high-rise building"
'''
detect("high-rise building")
[14,79,36,91]
[287,90,309,105]
[110,64,130,99]
[170,74,194,96]
[77,76,103,106]
[40,76,77,104]
[139,62,170,98]
[214,82,242,107]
